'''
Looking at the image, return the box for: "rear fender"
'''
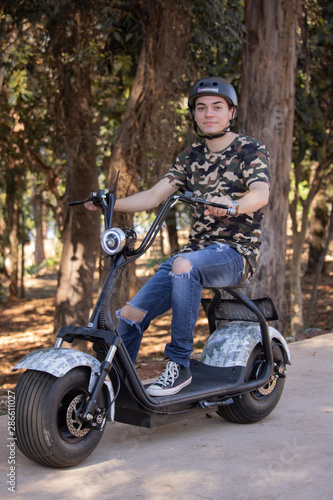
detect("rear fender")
[269,329,291,365]
[13,347,115,421]
[201,321,291,368]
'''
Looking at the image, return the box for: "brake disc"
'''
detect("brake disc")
[66,394,91,437]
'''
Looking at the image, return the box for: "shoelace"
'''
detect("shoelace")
[155,361,179,387]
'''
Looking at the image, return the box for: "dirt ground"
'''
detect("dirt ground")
[0,266,332,413]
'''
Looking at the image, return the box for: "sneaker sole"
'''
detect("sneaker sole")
[146,376,192,397]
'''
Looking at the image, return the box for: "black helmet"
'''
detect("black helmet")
[188,77,238,140]
[188,76,238,110]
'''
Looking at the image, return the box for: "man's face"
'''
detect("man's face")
[193,95,234,136]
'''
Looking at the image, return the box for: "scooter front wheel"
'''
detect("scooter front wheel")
[15,367,107,467]
[216,341,286,424]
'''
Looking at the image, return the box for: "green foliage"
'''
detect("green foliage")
[293,0,333,169]
[290,0,333,231]
[188,0,245,80]
[26,255,60,276]
[289,163,310,205]
[7,69,34,106]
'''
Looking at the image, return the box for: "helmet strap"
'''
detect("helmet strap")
[193,120,233,140]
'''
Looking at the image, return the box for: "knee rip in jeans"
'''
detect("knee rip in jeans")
[116,303,147,326]
[170,256,192,279]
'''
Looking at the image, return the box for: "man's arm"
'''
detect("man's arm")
[85,178,178,213]
[114,179,178,213]
[204,181,270,217]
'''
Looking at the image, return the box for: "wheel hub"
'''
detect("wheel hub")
[66,394,90,437]
[252,358,279,396]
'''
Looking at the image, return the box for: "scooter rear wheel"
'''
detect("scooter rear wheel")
[15,367,107,467]
[216,341,286,423]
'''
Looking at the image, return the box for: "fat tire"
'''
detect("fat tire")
[217,341,285,424]
[15,367,107,468]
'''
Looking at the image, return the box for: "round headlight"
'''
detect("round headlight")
[101,228,126,255]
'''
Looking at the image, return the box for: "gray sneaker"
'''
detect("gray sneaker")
[146,361,192,396]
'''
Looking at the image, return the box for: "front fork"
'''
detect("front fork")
[55,334,119,430]
[81,344,118,425]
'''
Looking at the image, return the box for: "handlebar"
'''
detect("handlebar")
[68,192,105,208]
[68,197,91,207]
[181,190,229,210]
[69,188,231,261]
[68,190,229,211]
[127,191,229,258]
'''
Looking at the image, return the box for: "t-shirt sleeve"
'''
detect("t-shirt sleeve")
[163,149,189,189]
[242,142,271,187]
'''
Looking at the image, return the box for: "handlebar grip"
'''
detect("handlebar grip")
[201,199,229,210]
[69,200,88,206]
[182,192,229,210]
[68,194,103,208]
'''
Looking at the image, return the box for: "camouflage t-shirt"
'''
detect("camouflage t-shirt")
[163,134,270,276]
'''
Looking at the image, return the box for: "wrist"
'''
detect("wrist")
[227,201,239,216]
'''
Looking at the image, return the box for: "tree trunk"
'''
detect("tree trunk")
[165,208,180,255]
[0,213,7,275]
[32,195,46,266]
[106,0,190,312]
[288,158,325,334]
[306,193,329,275]
[19,240,25,299]
[52,11,99,336]
[289,231,305,334]
[5,164,21,300]
[54,133,99,335]
[305,202,333,327]
[6,179,19,300]
[239,0,300,333]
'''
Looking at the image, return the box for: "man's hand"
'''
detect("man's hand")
[203,182,269,218]
[204,195,231,217]
[84,193,101,211]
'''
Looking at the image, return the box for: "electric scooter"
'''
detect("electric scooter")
[13,177,291,468]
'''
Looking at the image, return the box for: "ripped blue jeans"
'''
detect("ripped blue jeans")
[116,244,244,367]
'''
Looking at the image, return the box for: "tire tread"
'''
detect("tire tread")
[15,368,106,467]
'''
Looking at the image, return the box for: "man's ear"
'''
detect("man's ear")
[229,106,238,124]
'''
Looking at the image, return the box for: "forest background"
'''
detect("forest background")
[0,0,332,391]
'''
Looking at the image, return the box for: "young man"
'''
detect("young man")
[91,77,270,397]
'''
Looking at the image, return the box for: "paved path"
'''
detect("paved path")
[1,333,332,500]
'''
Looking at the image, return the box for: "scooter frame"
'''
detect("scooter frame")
[14,187,290,432]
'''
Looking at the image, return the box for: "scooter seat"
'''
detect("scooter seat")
[203,281,250,291]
